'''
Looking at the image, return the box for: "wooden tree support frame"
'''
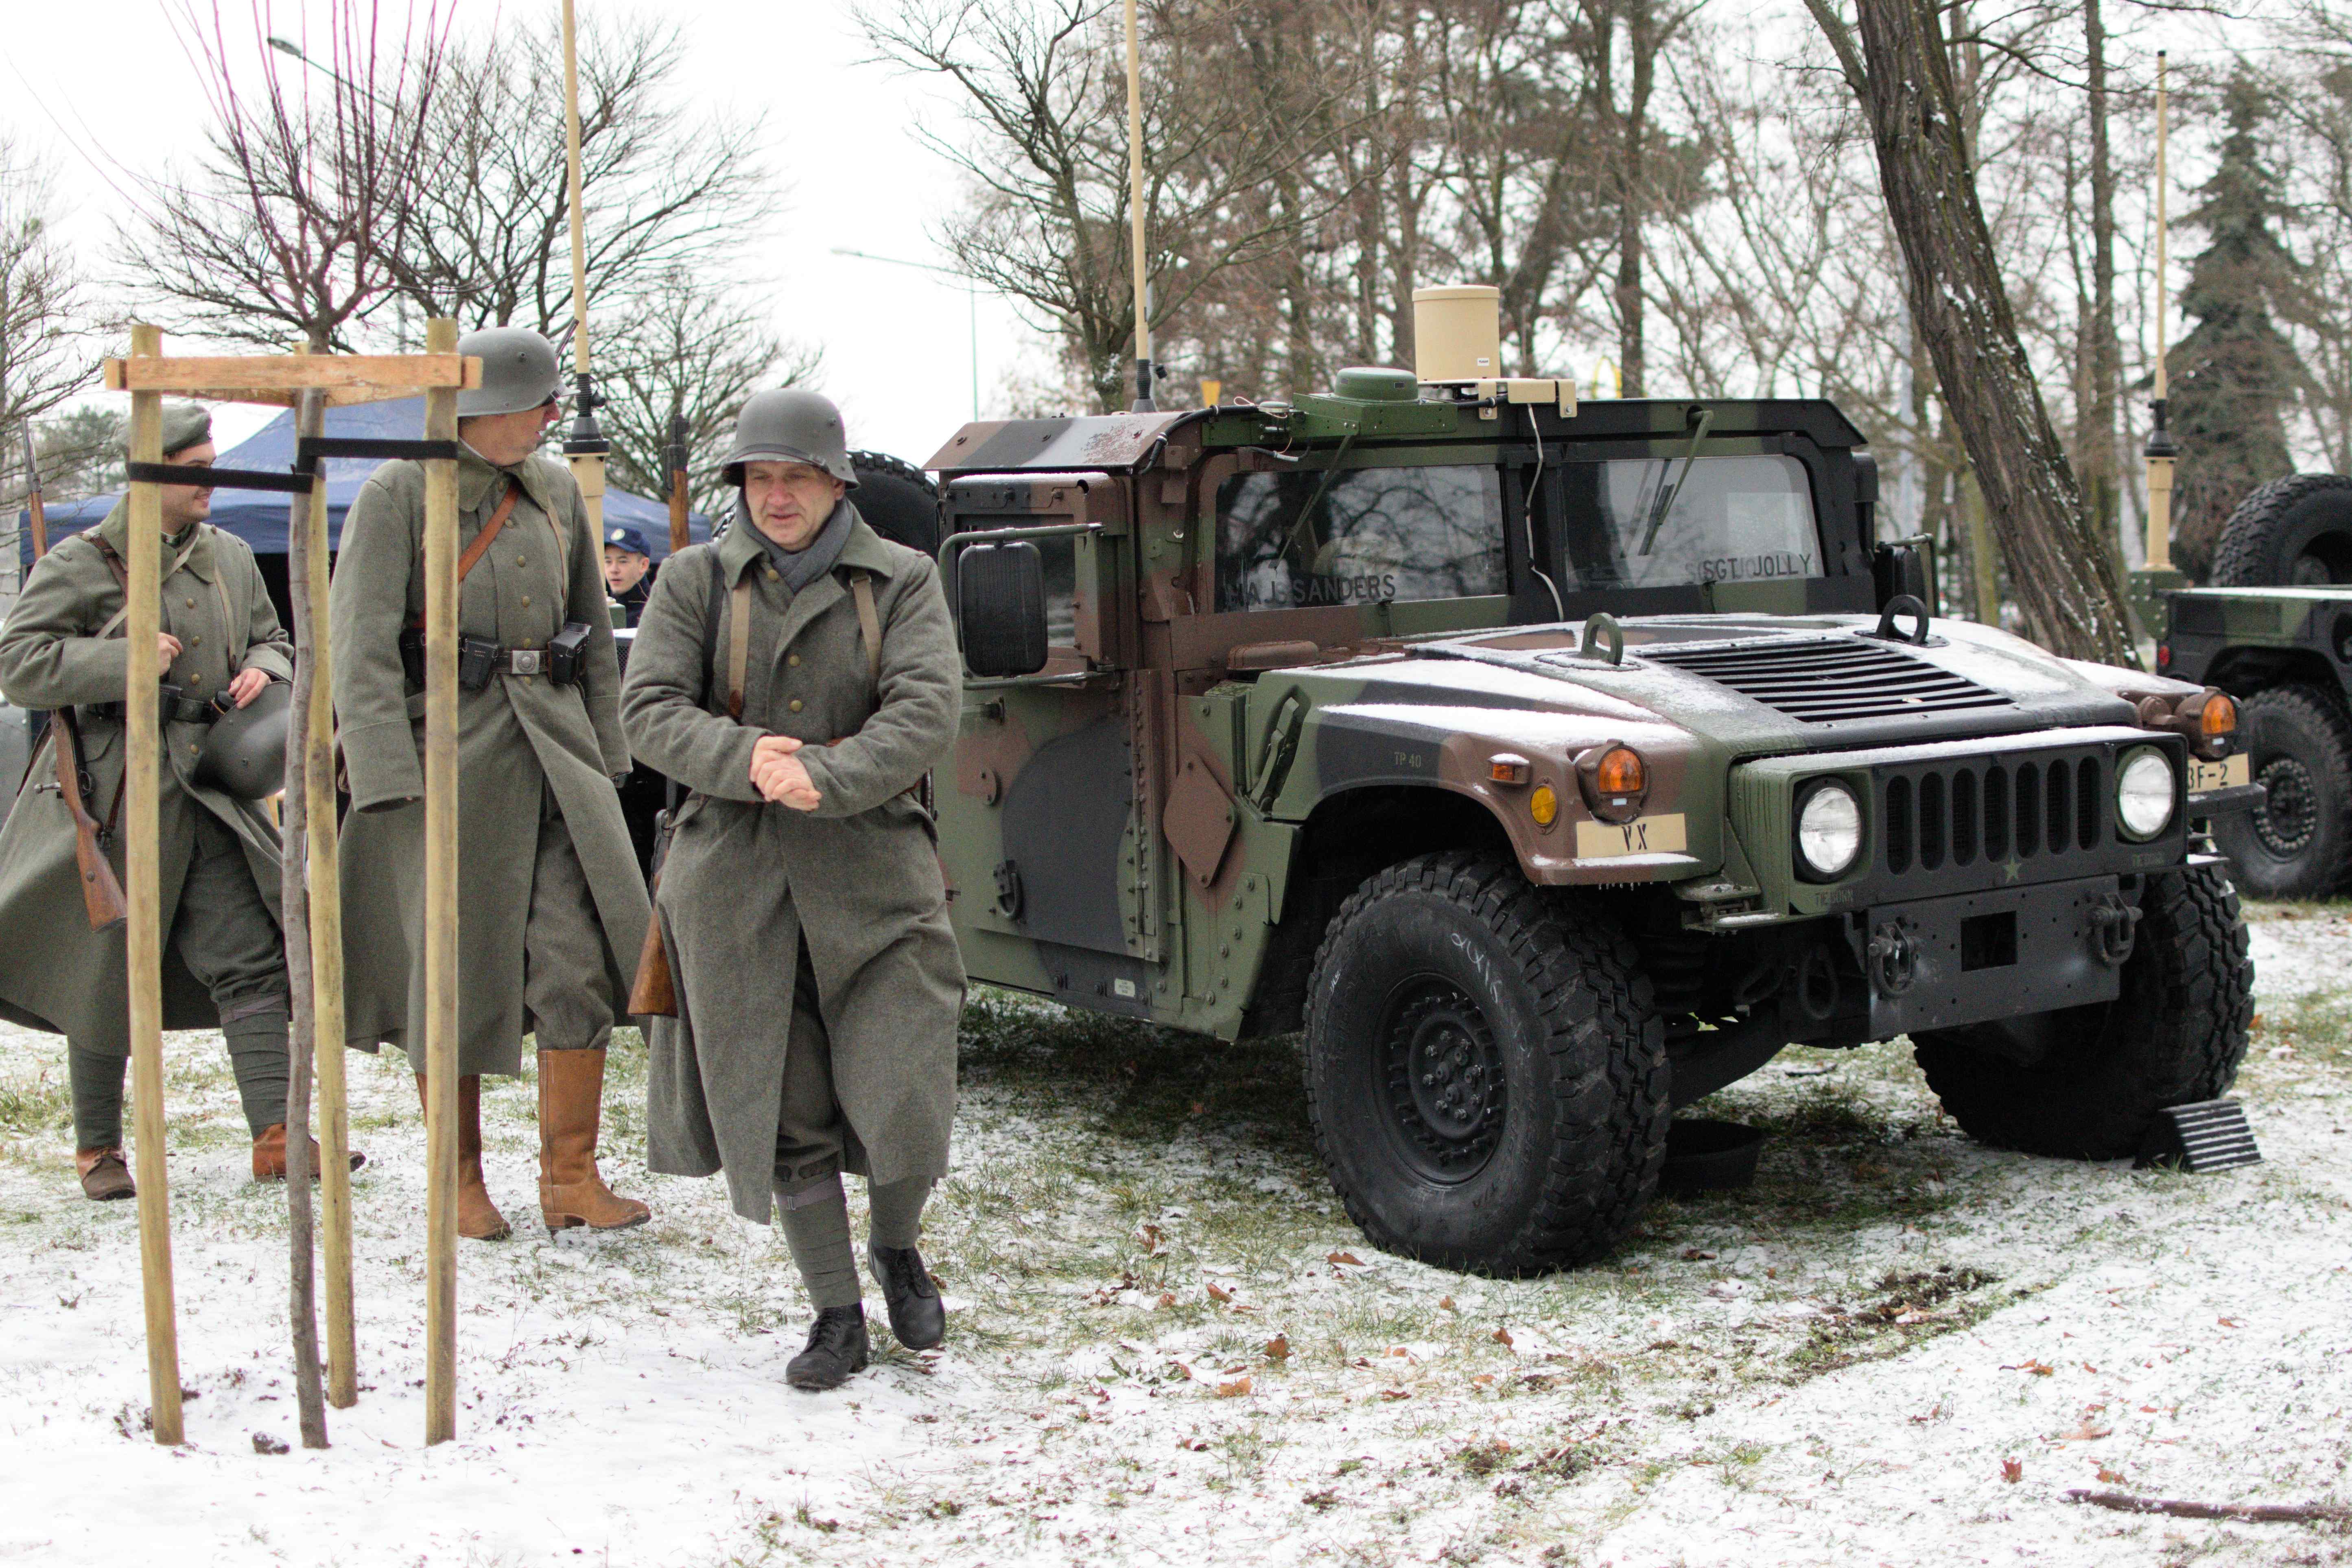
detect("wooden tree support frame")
[109,325,474,1448]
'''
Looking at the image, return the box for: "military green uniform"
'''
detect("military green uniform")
[621,507,965,1227]
[0,499,295,1146]
[330,446,649,1074]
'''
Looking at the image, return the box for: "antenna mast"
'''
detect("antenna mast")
[2144,51,2177,572]
[1124,0,1155,412]
[562,0,610,528]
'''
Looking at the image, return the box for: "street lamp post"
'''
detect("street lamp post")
[829,248,982,424]
[266,35,398,111]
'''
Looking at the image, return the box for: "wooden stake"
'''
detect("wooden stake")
[122,323,183,1446]
[306,433,358,1412]
[422,319,462,1446]
[282,381,328,1450]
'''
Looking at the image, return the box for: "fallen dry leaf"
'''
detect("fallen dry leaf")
[1327,1251,1364,1267]
[2096,1465,2128,1484]
[1438,1295,1456,1311]
[1206,1282,1234,1304]
[2057,1423,2114,1441]
[1178,1436,1209,1451]
[1471,1374,1496,1388]
[1377,1388,1411,1401]
[1493,1326,1516,1350]
[2217,1317,2243,1328]
[1215,1374,1252,1398]
[1137,1224,1168,1256]
[1682,1248,1716,1261]
[2002,1360,2056,1377]
[1264,1335,1290,1362]
[2002,1458,2024,1484]
[1154,1292,1176,1309]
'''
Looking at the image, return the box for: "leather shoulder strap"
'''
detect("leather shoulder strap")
[850,570,883,686]
[455,481,521,585]
[726,579,752,721]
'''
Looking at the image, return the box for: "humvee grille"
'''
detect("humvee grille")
[1879,749,2110,878]
[1642,638,2013,723]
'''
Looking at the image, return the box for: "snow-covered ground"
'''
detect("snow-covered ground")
[0,902,2346,1567]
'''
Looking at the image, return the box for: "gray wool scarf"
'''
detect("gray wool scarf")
[740,496,853,594]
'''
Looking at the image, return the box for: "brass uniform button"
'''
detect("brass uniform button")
[788,654,801,667]
[190,635,201,646]
[765,568,780,581]
[189,673,203,685]
[521,595,531,607]
[788,699,803,713]
[516,556,527,567]
[185,597,195,608]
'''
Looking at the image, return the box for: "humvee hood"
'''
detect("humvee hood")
[1335,612,2140,758]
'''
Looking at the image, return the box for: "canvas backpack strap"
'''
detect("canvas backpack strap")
[850,570,883,688]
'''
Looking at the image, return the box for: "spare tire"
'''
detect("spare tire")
[2210,474,2352,586]
[849,450,942,557]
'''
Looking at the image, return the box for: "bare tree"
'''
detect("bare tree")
[381,13,770,345]
[597,268,819,519]
[864,0,1366,411]
[2,134,95,506]
[1802,0,2136,663]
[118,0,450,352]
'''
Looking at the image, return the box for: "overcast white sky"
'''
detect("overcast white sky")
[2,0,1038,471]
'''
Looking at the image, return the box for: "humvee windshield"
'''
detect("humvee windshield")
[1216,463,1506,612]
[1557,454,1820,592]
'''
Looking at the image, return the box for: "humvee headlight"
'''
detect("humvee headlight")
[2116,747,2177,840]
[1794,781,1865,880]
[1575,741,1649,824]
[2197,691,2237,737]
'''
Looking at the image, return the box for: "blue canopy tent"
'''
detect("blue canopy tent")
[17,397,710,626]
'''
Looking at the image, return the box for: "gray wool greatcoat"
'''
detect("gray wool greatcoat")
[330,447,650,1077]
[620,509,964,1221]
[0,502,293,1049]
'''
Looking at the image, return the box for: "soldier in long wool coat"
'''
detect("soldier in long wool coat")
[331,328,651,1243]
[0,404,359,1196]
[621,389,964,1391]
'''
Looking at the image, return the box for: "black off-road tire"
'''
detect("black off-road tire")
[1302,852,1670,1275]
[2211,474,2352,587]
[2209,684,2352,900]
[1913,865,2253,1160]
[848,450,942,557]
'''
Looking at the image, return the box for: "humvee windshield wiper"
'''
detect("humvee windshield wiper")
[1637,406,1716,556]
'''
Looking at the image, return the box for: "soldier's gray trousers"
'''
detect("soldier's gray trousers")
[771,945,931,1309]
[69,810,289,1148]
[525,782,612,1054]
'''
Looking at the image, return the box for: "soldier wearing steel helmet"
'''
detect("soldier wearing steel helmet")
[330,327,652,1242]
[621,388,963,1389]
[0,404,363,1198]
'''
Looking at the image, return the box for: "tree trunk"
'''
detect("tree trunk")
[1813,0,2137,664]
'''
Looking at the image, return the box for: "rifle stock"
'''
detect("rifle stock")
[22,422,127,931]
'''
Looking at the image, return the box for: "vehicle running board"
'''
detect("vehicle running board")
[2135,1098,2260,1173]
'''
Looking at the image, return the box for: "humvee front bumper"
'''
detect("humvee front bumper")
[1851,872,2131,1038]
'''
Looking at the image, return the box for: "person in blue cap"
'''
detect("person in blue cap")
[603,524,654,627]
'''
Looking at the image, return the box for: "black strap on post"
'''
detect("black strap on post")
[297,437,462,465]
[125,462,315,494]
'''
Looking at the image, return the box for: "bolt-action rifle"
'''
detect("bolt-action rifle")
[20,424,128,931]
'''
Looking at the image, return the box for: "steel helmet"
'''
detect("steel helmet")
[194,681,291,801]
[457,327,564,418]
[721,389,858,489]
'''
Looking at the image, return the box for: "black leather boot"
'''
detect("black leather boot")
[786,1305,870,1391]
[869,1244,945,1350]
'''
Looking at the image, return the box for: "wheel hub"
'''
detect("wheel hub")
[1381,981,1507,1180]
[2253,756,2319,858]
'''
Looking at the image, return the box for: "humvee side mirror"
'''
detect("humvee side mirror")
[957,540,1050,678]
[1873,536,1939,617]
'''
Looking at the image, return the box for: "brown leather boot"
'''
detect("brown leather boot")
[250,1125,370,1182]
[76,1146,135,1202]
[537,1048,650,1232]
[415,1074,511,1241]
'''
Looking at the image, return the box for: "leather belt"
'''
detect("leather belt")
[86,685,221,727]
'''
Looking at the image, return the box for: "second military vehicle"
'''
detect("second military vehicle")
[924,290,2254,1277]
[2160,473,2352,899]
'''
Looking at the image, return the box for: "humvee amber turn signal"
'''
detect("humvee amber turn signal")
[1576,742,1649,823]
[2196,690,2237,736]
[1488,753,1531,786]
[1529,785,1559,827]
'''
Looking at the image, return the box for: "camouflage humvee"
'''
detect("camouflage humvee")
[927,367,2256,1276]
